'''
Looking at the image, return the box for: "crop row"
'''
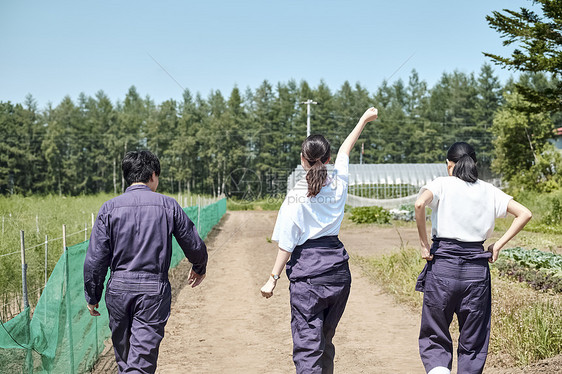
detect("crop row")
[495,247,562,293]
[500,247,562,273]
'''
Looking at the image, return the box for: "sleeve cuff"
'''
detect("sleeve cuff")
[192,263,207,275]
[85,292,99,305]
[499,196,513,218]
[277,242,295,253]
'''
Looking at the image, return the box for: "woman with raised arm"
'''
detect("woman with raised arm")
[414,142,532,374]
[260,107,378,373]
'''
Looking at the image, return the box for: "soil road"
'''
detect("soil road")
[157,210,423,373]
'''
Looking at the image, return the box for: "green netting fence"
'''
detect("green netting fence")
[0,197,227,373]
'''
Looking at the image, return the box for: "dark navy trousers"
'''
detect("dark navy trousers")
[290,274,351,374]
[417,240,492,374]
[105,271,172,374]
[287,236,351,374]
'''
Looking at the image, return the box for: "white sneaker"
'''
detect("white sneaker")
[428,367,450,374]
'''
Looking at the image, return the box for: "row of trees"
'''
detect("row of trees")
[0,64,560,196]
[2,0,562,197]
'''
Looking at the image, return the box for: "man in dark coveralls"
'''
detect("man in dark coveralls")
[84,150,207,374]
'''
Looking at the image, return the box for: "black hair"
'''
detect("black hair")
[122,150,161,186]
[447,142,478,183]
[301,134,331,197]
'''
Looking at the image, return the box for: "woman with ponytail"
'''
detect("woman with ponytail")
[260,107,378,373]
[414,142,532,374]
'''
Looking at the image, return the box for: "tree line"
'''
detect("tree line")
[0,64,560,197]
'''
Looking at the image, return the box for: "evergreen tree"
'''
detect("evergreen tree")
[424,71,479,162]
[252,80,277,177]
[86,91,118,193]
[41,96,84,195]
[485,0,562,112]
[474,64,502,177]
[147,99,179,192]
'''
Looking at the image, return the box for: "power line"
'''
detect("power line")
[147,52,186,92]
[387,52,416,81]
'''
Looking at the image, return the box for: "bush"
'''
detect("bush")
[542,197,562,226]
[349,206,391,224]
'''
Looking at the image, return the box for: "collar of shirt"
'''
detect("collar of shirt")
[125,184,152,193]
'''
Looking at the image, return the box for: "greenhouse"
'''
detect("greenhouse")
[286,163,448,209]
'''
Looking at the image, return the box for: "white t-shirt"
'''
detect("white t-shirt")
[421,176,513,242]
[272,154,349,252]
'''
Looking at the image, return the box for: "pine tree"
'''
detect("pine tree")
[485,0,562,111]
[474,64,502,177]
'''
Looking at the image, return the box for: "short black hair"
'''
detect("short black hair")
[122,150,161,186]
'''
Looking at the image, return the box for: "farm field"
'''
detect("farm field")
[0,193,206,320]
[91,210,562,374]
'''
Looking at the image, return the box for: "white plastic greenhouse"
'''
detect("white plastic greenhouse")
[286,163,448,209]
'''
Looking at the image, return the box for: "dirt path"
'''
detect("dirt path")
[154,211,423,373]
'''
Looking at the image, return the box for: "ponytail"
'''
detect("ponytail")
[301,135,331,197]
[306,160,328,197]
[447,142,478,183]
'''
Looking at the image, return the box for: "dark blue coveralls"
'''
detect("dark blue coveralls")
[286,235,351,374]
[416,238,492,374]
[84,184,207,374]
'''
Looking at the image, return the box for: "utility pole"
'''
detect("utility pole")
[300,99,318,137]
[360,142,364,164]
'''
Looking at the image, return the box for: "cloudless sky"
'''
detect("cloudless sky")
[0,0,532,108]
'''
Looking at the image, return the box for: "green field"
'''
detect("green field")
[0,192,205,321]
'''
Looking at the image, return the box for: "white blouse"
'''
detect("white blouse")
[271,154,349,252]
[421,176,513,242]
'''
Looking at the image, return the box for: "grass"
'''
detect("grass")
[353,247,424,309]
[490,276,562,366]
[0,194,114,319]
[355,247,562,367]
[226,197,284,211]
[0,192,207,320]
[509,188,562,236]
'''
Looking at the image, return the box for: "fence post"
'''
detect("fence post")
[36,215,39,233]
[45,234,48,324]
[63,224,76,373]
[20,230,29,309]
[84,222,88,241]
[197,196,201,233]
[45,235,48,287]
[91,213,95,228]
[20,230,32,374]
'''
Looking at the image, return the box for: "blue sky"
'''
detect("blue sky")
[0,0,531,107]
